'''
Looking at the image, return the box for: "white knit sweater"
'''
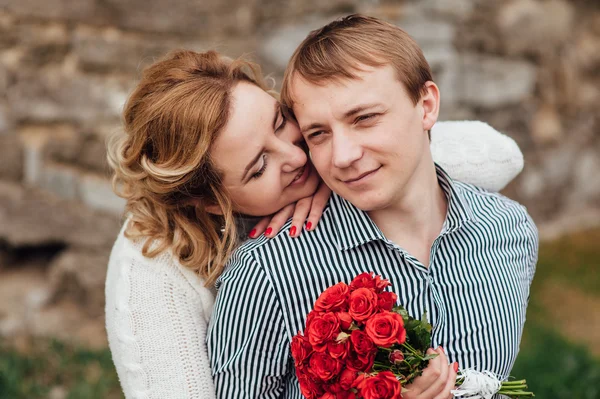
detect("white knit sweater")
[105,121,523,399]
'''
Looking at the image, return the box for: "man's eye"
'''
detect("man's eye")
[356,114,376,123]
[308,131,323,140]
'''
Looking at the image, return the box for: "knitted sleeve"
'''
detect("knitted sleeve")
[431,121,524,192]
[105,226,216,399]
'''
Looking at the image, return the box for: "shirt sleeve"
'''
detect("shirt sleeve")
[207,251,290,399]
[524,210,539,288]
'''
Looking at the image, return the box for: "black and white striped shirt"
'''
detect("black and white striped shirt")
[208,165,539,398]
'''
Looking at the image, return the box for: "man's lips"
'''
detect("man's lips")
[342,166,382,184]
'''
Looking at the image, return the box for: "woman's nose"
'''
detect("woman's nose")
[279,139,307,172]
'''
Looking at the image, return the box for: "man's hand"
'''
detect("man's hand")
[402,347,458,399]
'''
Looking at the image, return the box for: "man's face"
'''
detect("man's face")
[291,64,439,211]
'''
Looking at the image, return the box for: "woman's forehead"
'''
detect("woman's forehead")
[211,83,275,172]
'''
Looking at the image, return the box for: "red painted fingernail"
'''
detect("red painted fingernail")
[249,229,257,238]
[439,346,444,353]
[453,362,459,373]
[289,226,297,237]
[306,221,312,230]
[265,227,272,236]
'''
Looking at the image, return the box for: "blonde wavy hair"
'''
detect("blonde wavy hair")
[107,50,269,286]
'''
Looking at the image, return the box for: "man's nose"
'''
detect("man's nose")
[332,128,362,169]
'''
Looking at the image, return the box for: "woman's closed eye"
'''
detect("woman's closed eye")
[251,154,268,179]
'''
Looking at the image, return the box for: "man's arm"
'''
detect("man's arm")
[524,211,539,288]
[207,251,290,398]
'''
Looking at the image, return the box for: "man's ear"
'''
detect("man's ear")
[421,81,440,132]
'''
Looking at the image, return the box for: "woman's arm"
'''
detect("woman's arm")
[105,232,216,399]
[430,121,524,191]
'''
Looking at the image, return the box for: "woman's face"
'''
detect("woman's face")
[210,82,320,216]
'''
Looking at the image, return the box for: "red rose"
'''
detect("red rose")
[388,349,404,365]
[327,338,350,359]
[377,291,397,311]
[350,330,375,356]
[346,349,375,372]
[338,368,359,391]
[365,311,406,347]
[308,351,343,381]
[314,282,349,313]
[297,368,324,399]
[373,275,392,292]
[337,312,353,330]
[291,334,313,368]
[348,288,378,322]
[306,310,319,330]
[307,313,340,351]
[352,373,367,388]
[321,391,355,399]
[350,272,376,291]
[355,371,402,399]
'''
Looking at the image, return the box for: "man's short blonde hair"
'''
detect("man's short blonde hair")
[280,14,433,108]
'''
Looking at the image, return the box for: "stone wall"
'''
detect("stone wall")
[0,0,598,342]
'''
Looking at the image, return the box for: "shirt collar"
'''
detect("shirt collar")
[328,163,477,251]
[435,163,478,234]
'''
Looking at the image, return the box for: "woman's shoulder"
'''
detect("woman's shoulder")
[106,218,215,314]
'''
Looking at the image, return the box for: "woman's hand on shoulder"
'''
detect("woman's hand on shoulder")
[249,182,331,239]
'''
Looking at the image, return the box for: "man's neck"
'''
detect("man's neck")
[368,159,448,266]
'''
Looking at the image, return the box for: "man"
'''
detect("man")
[208,15,538,398]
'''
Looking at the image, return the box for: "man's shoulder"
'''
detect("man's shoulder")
[454,180,535,229]
[219,213,335,284]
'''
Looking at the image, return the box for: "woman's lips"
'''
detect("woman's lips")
[290,163,311,186]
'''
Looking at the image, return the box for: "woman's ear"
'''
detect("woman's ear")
[182,197,223,215]
[204,203,223,215]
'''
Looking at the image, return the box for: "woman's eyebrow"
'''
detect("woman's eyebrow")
[272,102,280,130]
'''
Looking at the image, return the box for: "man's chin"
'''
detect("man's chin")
[336,190,389,213]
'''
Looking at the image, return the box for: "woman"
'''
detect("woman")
[105,50,523,398]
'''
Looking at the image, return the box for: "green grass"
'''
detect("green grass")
[0,339,122,399]
[512,324,600,399]
[534,229,600,296]
[511,228,600,399]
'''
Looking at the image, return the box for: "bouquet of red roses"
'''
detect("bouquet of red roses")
[291,272,534,399]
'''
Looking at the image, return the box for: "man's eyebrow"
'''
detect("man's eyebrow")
[241,149,264,182]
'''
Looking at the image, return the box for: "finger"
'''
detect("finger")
[408,348,441,394]
[420,348,448,397]
[440,362,458,399]
[265,203,295,237]
[249,216,270,238]
[306,183,331,231]
[290,196,312,237]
